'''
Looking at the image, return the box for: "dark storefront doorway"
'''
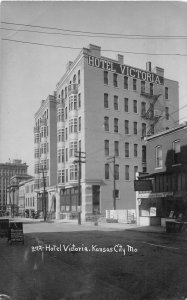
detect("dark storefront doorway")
[92,185,100,214]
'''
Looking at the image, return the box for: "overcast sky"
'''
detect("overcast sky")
[1,1,187,175]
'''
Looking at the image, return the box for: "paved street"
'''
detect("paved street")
[0,220,187,300]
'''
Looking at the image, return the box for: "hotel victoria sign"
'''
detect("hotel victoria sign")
[88,55,164,85]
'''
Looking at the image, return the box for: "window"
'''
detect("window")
[133,79,137,91]
[69,141,77,158]
[124,76,128,89]
[104,117,109,131]
[165,87,168,99]
[133,122,137,135]
[133,100,138,113]
[173,140,181,164]
[125,165,130,180]
[141,81,145,93]
[58,170,65,184]
[65,128,68,140]
[104,140,109,156]
[134,166,138,179]
[69,95,77,111]
[78,93,81,108]
[57,129,64,142]
[115,164,119,180]
[134,144,138,157]
[66,148,68,162]
[142,146,146,163]
[78,117,81,132]
[114,118,118,133]
[66,169,68,182]
[124,98,128,112]
[69,118,78,133]
[150,83,154,95]
[113,73,118,87]
[57,108,64,122]
[104,93,109,108]
[141,102,146,116]
[142,123,146,137]
[114,96,118,110]
[104,71,108,85]
[105,164,110,180]
[79,140,81,151]
[65,107,67,120]
[78,70,81,84]
[125,142,129,157]
[114,141,119,156]
[155,146,162,168]
[125,120,129,134]
[70,164,78,181]
[165,107,169,120]
[57,149,64,163]
[65,87,67,98]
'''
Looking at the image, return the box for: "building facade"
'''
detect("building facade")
[0,160,28,211]
[53,44,179,220]
[33,44,180,220]
[136,123,187,226]
[34,95,57,215]
[6,174,32,216]
[19,179,37,217]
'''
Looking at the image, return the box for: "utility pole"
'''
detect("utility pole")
[107,156,116,210]
[74,151,86,225]
[39,167,47,222]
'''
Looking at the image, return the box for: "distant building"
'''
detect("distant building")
[135,122,187,226]
[34,44,179,221]
[0,160,28,209]
[19,178,37,217]
[33,95,57,216]
[6,173,32,216]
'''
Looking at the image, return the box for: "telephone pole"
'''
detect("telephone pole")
[107,156,116,210]
[39,167,47,222]
[74,151,86,225]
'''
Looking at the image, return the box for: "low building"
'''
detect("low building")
[135,122,187,226]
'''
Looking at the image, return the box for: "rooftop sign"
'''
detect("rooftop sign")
[88,55,164,85]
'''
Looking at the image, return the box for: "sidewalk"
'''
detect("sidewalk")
[0,216,174,234]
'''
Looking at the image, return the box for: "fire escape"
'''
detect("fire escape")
[141,92,162,136]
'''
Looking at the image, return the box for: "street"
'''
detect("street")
[0,221,187,300]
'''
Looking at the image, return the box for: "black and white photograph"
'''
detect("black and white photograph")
[0,1,187,299]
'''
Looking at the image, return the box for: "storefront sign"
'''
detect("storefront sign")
[134,180,152,192]
[138,192,173,198]
[88,55,164,85]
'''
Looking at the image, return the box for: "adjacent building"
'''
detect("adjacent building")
[135,122,187,226]
[0,160,28,211]
[34,44,179,220]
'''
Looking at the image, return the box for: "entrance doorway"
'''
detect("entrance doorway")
[92,185,100,214]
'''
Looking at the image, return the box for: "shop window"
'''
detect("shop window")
[155,146,162,168]
[173,140,181,164]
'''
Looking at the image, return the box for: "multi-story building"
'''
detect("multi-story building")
[34,95,57,215]
[19,178,37,216]
[0,160,28,210]
[54,44,179,220]
[135,122,187,226]
[6,173,32,216]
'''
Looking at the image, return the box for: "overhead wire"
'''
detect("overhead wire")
[1,26,187,40]
[2,21,187,39]
[2,38,187,57]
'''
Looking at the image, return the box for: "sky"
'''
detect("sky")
[0,1,187,176]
